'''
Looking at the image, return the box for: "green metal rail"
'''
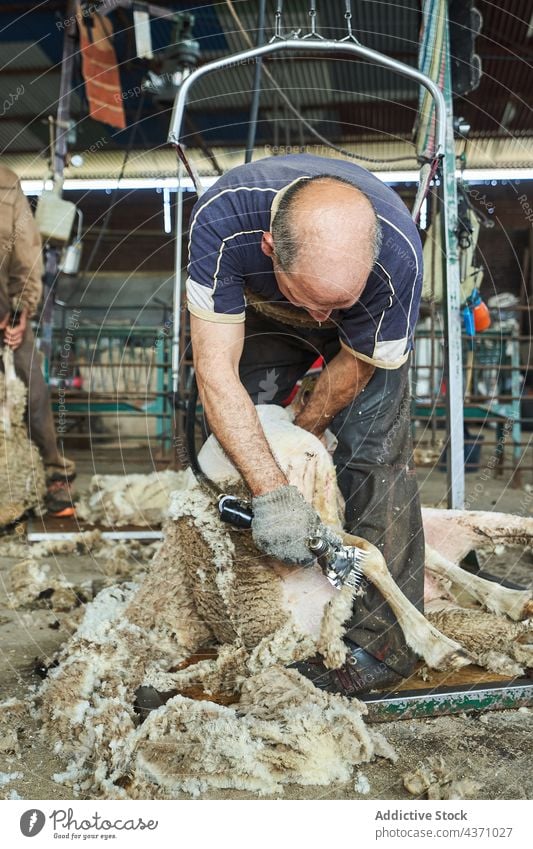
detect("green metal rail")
[364,679,533,722]
[49,324,173,451]
[412,327,524,474]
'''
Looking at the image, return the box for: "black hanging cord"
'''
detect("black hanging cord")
[245,0,267,162]
[185,370,220,495]
[68,89,147,301]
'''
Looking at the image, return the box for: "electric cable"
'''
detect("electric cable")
[69,88,148,301]
[185,370,221,497]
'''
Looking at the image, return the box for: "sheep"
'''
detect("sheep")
[196,405,532,672]
[424,512,533,621]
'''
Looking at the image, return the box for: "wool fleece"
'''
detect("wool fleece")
[39,476,394,798]
[0,346,45,525]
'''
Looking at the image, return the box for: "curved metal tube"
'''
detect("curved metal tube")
[168,38,446,158]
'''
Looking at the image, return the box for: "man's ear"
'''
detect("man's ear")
[261,231,275,258]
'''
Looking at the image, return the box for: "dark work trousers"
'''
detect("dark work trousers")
[239,308,425,676]
[1,324,61,466]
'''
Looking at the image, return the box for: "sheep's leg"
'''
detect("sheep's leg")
[342,532,471,671]
[426,545,533,622]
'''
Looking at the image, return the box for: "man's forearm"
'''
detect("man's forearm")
[197,369,287,496]
[294,347,375,436]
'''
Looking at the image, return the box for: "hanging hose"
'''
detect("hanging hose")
[411,158,440,223]
[185,370,204,478]
[245,0,267,162]
[185,370,219,495]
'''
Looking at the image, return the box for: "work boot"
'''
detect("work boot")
[291,640,403,696]
[45,479,76,517]
[44,456,76,483]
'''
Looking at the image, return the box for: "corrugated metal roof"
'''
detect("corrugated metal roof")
[0,40,52,71]
[0,74,82,119]
[190,54,417,111]
[0,0,531,155]
[0,38,82,156]
[0,121,43,154]
[3,133,532,181]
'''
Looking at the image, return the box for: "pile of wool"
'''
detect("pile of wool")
[403,755,482,800]
[39,575,395,798]
[133,667,396,797]
[1,529,159,568]
[76,469,194,526]
[39,471,395,798]
[3,531,161,611]
[0,347,45,525]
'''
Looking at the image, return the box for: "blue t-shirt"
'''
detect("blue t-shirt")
[187,154,422,369]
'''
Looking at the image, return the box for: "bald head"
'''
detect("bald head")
[263,175,381,321]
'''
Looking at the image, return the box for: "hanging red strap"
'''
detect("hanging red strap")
[76,3,125,130]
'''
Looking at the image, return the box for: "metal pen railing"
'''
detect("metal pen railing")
[49,323,174,452]
[411,305,533,486]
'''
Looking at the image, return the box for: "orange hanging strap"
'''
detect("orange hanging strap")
[76,2,126,130]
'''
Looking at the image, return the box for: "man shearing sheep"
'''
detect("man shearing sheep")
[187,153,424,694]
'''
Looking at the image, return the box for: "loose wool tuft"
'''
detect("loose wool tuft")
[0,348,45,525]
[76,469,194,526]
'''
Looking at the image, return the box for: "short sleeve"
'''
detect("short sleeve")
[339,262,420,369]
[187,194,247,324]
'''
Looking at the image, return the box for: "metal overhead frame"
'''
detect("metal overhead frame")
[439,37,465,509]
[40,0,78,384]
[167,29,464,508]
[169,40,447,155]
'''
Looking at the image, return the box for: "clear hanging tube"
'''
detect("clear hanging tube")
[303,1,324,40]
[341,0,360,43]
[274,0,284,39]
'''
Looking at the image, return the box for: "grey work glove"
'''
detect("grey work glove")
[252,484,341,567]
